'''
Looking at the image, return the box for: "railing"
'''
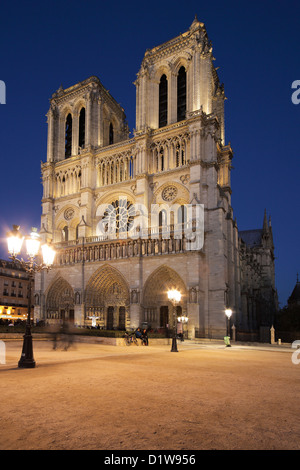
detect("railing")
[55,221,199,247]
[54,225,203,266]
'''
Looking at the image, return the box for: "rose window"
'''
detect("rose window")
[103,199,134,233]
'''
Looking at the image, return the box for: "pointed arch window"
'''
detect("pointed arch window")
[160,146,164,171]
[62,226,69,242]
[177,66,186,122]
[65,113,72,158]
[159,210,167,227]
[159,74,168,128]
[109,123,114,145]
[129,156,134,178]
[175,141,185,167]
[78,108,85,149]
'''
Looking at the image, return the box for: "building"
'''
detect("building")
[0,259,33,323]
[238,211,278,341]
[287,275,300,307]
[34,17,277,339]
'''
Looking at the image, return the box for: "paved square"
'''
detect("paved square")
[0,340,298,450]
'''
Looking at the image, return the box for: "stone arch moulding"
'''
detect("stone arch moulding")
[153,63,172,82]
[172,55,191,75]
[45,275,75,319]
[54,204,80,234]
[152,181,189,205]
[60,104,73,121]
[142,264,187,308]
[84,264,130,310]
[74,98,86,114]
[95,191,135,218]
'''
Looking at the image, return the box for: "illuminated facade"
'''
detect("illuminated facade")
[34,17,277,340]
[0,259,33,323]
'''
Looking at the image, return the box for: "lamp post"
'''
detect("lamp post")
[225,308,232,347]
[167,289,181,352]
[177,315,188,342]
[6,225,55,368]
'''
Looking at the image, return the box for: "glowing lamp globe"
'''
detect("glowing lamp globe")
[225,308,232,319]
[167,289,181,303]
[41,243,56,267]
[7,225,24,257]
[26,228,41,258]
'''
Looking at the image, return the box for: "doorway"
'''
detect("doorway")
[119,306,126,330]
[69,309,74,323]
[107,306,114,330]
[160,306,169,328]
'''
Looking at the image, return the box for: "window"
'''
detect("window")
[175,141,185,167]
[109,123,114,145]
[129,157,134,178]
[78,108,85,149]
[159,74,168,128]
[159,210,167,227]
[103,199,134,234]
[62,226,69,242]
[160,147,164,171]
[65,114,72,158]
[177,67,186,122]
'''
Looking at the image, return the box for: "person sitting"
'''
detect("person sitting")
[135,328,143,343]
[141,328,148,346]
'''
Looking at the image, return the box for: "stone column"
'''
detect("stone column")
[169,71,177,124]
[97,97,103,147]
[130,303,141,329]
[72,110,79,156]
[47,107,54,162]
[74,304,85,326]
[86,95,91,147]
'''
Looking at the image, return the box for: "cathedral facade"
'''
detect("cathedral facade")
[34,18,277,339]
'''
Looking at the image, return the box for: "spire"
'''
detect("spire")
[263,209,269,233]
[190,14,204,31]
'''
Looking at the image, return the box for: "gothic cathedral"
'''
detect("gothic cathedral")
[34,17,277,340]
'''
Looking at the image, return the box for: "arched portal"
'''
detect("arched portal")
[85,265,130,330]
[46,277,75,323]
[142,265,187,329]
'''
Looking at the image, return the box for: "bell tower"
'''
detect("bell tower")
[41,76,129,243]
[134,16,225,144]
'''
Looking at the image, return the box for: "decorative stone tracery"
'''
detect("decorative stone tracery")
[84,265,130,329]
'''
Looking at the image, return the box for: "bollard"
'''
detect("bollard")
[270,325,275,344]
[0,341,6,364]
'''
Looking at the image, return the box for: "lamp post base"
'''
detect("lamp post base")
[18,333,36,368]
[171,337,178,352]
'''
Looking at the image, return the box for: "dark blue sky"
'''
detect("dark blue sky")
[0,0,299,307]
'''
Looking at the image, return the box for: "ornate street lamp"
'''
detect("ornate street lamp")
[167,289,181,352]
[225,308,232,347]
[6,225,55,368]
[177,315,188,324]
